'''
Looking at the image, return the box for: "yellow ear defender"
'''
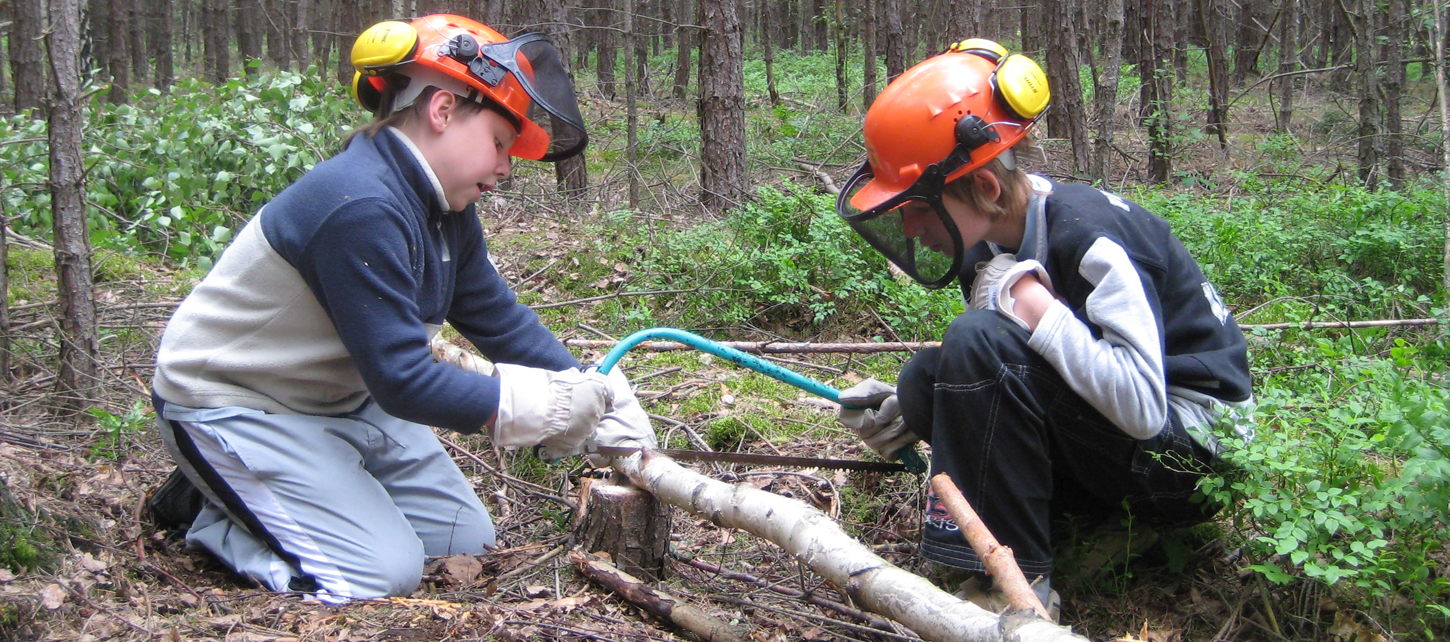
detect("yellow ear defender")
[946,38,1051,122]
[351,21,419,76]
[992,54,1050,121]
[351,72,386,112]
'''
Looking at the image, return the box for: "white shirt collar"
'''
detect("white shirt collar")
[387,127,451,212]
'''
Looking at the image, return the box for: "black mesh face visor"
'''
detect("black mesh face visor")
[836,162,965,289]
[474,33,588,161]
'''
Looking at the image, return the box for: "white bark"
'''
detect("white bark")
[611,451,1087,642]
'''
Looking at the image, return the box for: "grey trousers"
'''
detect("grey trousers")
[155,398,496,599]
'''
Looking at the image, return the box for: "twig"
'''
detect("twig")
[500,620,626,642]
[496,544,567,582]
[437,435,577,511]
[929,473,1051,620]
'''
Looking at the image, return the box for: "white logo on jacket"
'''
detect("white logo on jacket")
[1202,282,1230,325]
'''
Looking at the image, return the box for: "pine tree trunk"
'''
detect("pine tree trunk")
[295,0,311,70]
[762,2,780,105]
[698,0,747,212]
[1343,0,1380,185]
[238,0,263,76]
[546,0,589,201]
[1198,0,1230,150]
[204,0,232,83]
[128,0,147,84]
[1142,0,1174,183]
[597,0,618,100]
[1434,0,1450,295]
[1232,0,1267,84]
[1272,0,1297,132]
[1091,0,1124,184]
[833,0,847,111]
[1046,0,1089,172]
[882,0,904,80]
[47,0,98,408]
[672,0,694,99]
[1383,0,1405,188]
[624,0,639,208]
[0,199,9,384]
[150,0,173,90]
[861,0,877,112]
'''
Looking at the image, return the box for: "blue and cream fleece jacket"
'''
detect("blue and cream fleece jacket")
[153,128,579,432]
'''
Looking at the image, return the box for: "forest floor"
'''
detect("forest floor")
[1,205,1409,642]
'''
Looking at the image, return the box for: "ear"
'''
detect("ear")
[425,90,458,134]
[974,169,1003,203]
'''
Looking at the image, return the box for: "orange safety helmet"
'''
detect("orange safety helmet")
[349,15,587,162]
[836,39,1050,288]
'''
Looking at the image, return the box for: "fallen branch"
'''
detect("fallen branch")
[610,451,1085,642]
[1239,318,1442,331]
[571,550,749,642]
[930,473,1050,620]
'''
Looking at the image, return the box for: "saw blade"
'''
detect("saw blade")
[591,446,908,472]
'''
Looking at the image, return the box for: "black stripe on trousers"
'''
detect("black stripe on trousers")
[152,393,319,592]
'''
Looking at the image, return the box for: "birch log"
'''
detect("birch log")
[611,451,1087,642]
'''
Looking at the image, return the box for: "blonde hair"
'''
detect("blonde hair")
[940,136,1041,222]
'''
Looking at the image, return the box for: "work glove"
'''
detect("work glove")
[492,363,613,458]
[586,366,659,465]
[837,378,917,460]
[969,253,1054,331]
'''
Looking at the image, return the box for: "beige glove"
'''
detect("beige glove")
[969,253,1054,331]
[492,363,613,456]
[837,378,917,460]
[587,367,658,464]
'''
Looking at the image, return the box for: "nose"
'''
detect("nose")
[497,155,512,181]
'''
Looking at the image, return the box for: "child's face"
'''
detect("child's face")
[431,106,518,212]
[900,193,993,255]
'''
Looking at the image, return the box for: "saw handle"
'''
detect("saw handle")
[598,327,928,474]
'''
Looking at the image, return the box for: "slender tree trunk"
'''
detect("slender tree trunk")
[762,2,780,105]
[238,0,263,76]
[128,0,147,84]
[1272,0,1297,131]
[1232,0,1267,84]
[1343,0,1380,185]
[47,0,98,408]
[1197,0,1230,150]
[1383,0,1406,188]
[698,0,747,212]
[624,0,639,208]
[149,0,173,90]
[597,0,619,99]
[861,0,877,112]
[833,0,847,111]
[672,0,694,99]
[546,0,589,201]
[1091,0,1124,184]
[882,0,904,80]
[295,0,311,71]
[1045,0,1089,172]
[98,0,131,103]
[1,198,9,384]
[1142,0,1174,183]
[204,0,232,83]
[1434,0,1450,295]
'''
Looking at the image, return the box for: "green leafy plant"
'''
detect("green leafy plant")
[88,399,154,460]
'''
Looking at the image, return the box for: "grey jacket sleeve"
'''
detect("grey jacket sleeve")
[1026,237,1169,439]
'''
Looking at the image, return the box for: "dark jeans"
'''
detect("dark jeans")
[898,310,1217,579]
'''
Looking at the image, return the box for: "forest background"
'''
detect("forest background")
[0,0,1448,640]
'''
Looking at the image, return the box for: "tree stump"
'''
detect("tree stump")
[572,472,671,582]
